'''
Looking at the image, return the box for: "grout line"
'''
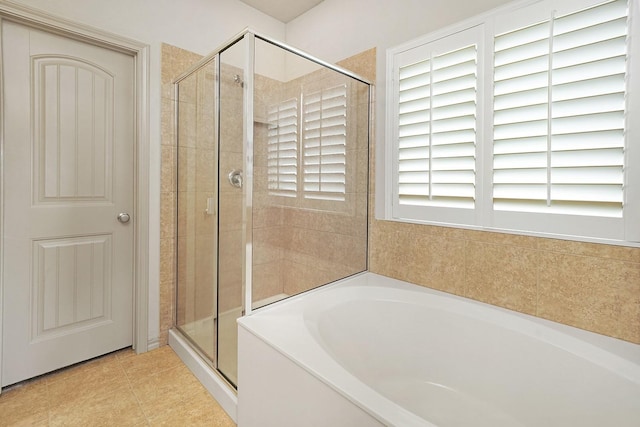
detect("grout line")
[118,351,152,426]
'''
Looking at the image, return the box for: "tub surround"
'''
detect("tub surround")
[370,221,640,344]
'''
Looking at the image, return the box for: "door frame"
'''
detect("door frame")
[0,0,150,389]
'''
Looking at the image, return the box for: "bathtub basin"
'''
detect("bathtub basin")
[237,273,640,427]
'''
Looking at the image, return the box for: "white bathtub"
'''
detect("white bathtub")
[237,273,640,427]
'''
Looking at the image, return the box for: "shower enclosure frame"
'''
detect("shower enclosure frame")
[169,28,372,422]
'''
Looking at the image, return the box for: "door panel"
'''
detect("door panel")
[1,21,135,386]
[33,56,113,202]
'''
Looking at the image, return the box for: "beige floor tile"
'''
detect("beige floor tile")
[46,358,129,409]
[121,346,182,382]
[45,351,125,386]
[48,387,146,427]
[129,363,203,420]
[147,386,234,427]
[114,347,138,361]
[0,380,49,427]
[0,345,236,427]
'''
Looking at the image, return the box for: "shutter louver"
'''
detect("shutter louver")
[267,98,298,197]
[493,0,628,217]
[397,45,477,209]
[303,84,347,201]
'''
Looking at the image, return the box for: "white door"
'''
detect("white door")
[1,21,135,386]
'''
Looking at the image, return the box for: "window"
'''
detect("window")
[267,98,298,197]
[397,44,478,210]
[303,84,348,201]
[387,0,639,243]
[493,0,627,217]
[267,84,349,206]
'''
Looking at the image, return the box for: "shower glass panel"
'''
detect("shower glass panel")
[175,57,218,363]
[217,37,246,386]
[174,30,371,391]
[252,38,370,308]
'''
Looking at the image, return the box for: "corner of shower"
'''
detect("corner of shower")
[169,29,372,421]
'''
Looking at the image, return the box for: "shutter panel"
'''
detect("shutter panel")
[397,44,478,209]
[267,98,298,197]
[303,84,347,201]
[493,0,628,217]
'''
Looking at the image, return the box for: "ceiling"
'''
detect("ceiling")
[239,0,324,23]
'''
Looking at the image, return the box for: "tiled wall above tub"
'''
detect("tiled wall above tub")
[369,222,640,344]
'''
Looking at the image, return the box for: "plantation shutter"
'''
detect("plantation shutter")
[493,0,628,218]
[396,41,478,210]
[303,84,347,201]
[267,98,298,197]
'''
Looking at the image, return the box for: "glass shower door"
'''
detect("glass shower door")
[175,57,218,363]
[217,37,246,386]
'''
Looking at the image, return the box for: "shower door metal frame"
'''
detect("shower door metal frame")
[241,32,255,317]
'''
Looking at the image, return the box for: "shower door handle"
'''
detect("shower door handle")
[228,169,243,188]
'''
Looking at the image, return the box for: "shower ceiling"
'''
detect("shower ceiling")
[239,0,324,22]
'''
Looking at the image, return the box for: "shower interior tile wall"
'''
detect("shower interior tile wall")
[160,44,640,347]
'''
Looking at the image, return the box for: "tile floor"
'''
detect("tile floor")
[0,346,236,426]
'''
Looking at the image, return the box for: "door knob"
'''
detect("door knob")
[117,212,131,223]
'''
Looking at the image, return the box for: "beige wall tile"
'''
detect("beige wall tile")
[337,48,376,82]
[160,145,175,193]
[537,238,640,263]
[538,252,640,343]
[159,238,175,287]
[371,222,640,344]
[252,262,284,302]
[370,220,466,296]
[160,191,175,240]
[161,97,175,146]
[464,229,539,248]
[196,148,216,193]
[465,241,538,315]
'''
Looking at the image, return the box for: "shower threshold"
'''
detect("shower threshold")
[168,293,288,422]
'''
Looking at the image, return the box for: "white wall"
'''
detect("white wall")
[285,0,513,217]
[7,0,285,346]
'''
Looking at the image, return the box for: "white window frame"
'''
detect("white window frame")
[384,0,640,245]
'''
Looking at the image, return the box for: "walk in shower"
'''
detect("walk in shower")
[171,29,371,396]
